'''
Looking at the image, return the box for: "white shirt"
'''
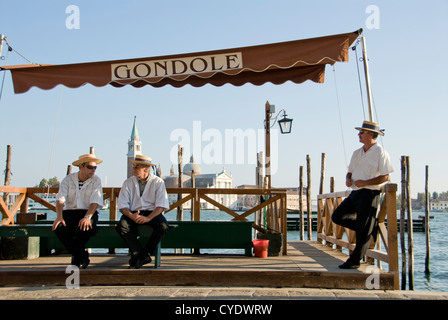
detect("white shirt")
[56,172,104,209]
[348,143,394,191]
[117,174,169,212]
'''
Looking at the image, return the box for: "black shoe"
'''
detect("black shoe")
[80,251,90,269]
[129,255,138,268]
[134,254,151,269]
[71,255,81,268]
[338,259,360,269]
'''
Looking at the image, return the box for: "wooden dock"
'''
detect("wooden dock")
[0,185,400,290]
[0,241,396,290]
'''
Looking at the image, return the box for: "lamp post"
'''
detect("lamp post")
[264,101,293,189]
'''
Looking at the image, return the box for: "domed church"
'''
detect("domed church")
[163,155,237,210]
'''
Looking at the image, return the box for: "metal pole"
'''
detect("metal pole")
[0,34,4,58]
[361,36,374,121]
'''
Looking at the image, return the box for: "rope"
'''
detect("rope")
[371,89,385,147]
[1,36,37,104]
[0,48,9,104]
[332,65,348,169]
[3,37,36,65]
[352,40,385,147]
[352,40,367,119]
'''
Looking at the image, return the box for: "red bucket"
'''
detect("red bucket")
[252,239,269,258]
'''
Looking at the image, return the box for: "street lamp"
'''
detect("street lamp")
[277,111,293,134]
[264,101,293,189]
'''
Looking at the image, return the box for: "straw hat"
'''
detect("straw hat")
[355,120,385,136]
[129,154,156,167]
[72,154,103,166]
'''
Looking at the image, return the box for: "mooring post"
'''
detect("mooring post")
[400,156,407,290]
[405,156,414,290]
[424,165,430,275]
[306,155,312,240]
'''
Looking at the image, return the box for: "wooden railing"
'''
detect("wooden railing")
[0,186,288,254]
[316,183,398,288]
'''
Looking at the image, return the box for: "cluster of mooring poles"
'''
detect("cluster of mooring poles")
[400,156,431,290]
[296,153,330,241]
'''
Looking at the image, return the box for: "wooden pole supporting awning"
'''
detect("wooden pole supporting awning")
[1,30,361,94]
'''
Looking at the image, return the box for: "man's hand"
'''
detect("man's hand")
[354,174,390,189]
[79,216,93,231]
[346,178,353,187]
[52,217,66,231]
[132,210,151,224]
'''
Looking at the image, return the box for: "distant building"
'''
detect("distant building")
[430,199,448,212]
[285,187,308,212]
[233,186,308,212]
[234,185,258,210]
[163,155,237,209]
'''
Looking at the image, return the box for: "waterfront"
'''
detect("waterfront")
[406,211,448,292]
[24,209,448,292]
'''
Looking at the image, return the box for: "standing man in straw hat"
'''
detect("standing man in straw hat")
[332,121,393,269]
[116,154,170,269]
[53,153,104,269]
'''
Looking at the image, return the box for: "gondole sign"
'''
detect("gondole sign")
[112,52,243,81]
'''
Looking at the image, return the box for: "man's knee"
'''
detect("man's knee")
[157,221,169,234]
[115,218,129,235]
[53,223,67,237]
[331,209,342,225]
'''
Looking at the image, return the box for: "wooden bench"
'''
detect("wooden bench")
[0,223,165,268]
[0,220,254,268]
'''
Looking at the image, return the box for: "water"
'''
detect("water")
[404,211,448,292]
[36,209,448,292]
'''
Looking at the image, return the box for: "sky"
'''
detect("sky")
[0,0,447,200]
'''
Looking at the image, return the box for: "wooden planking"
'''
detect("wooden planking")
[0,241,396,289]
[0,269,395,289]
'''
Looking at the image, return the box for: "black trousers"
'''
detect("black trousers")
[54,209,98,257]
[115,211,169,257]
[331,189,380,262]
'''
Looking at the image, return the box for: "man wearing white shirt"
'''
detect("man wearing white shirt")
[53,153,104,269]
[332,121,393,269]
[116,154,170,269]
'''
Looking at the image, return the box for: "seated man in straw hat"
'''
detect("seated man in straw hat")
[52,153,104,269]
[116,154,170,269]
[332,121,393,269]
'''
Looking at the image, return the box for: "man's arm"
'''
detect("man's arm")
[120,207,138,220]
[345,172,353,187]
[52,201,65,231]
[353,174,390,188]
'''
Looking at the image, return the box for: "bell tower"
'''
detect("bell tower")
[127,116,142,177]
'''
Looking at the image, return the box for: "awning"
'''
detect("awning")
[1,30,360,94]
